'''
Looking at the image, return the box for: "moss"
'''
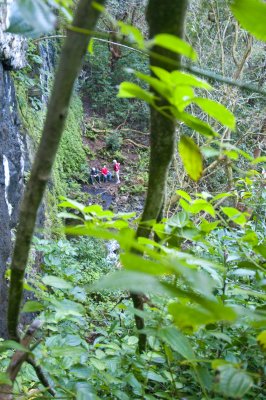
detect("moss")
[13,77,87,236]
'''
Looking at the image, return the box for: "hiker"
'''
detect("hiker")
[90,167,100,184]
[101,165,112,182]
[113,159,120,183]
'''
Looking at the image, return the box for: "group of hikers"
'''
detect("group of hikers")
[90,160,121,185]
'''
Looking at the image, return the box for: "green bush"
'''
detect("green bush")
[106,130,123,151]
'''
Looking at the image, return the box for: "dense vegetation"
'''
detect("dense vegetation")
[0,0,266,399]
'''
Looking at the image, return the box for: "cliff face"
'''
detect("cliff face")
[0,1,27,338]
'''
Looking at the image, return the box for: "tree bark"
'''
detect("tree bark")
[7,0,105,341]
[132,0,189,353]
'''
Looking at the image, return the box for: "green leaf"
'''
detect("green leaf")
[189,199,216,217]
[201,146,220,158]
[251,156,266,164]
[257,330,266,351]
[168,301,236,331]
[134,71,171,99]
[208,332,232,344]
[217,366,253,398]
[22,301,44,312]
[0,340,29,353]
[254,241,266,258]
[176,190,192,202]
[127,336,139,345]
[42,275,73,289]
[6,0,56,37]
[221,207,247,226]
[120,253,173,275]
[170,70,212,89]
[76,382,97,400]
[65,335,82,346]
[126,373,142,394]
[147,371,166,383]
[59,198,85,212]
[200,219,219,233]
[89,271,170,295]
[193,98,236,130]
[231,0,266,41]
[179,113,217,137]
[92,1,106,12]
[158,326,195,360]
[88,38,94,54]
[51,346,87,357]
[167,211,189,228]
[178,136,203,181]
[223,150,239,160]
[50,299,85,318]
[172,86,195,111]
[118,82,155,104]
[212,192,234,202]
[91,358,106,371]
[118,22,145,48]
[151,34,197,60]
[0,372,11,385]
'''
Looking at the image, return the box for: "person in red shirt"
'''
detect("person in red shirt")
[101,165,112,182]
[113,159,120,183]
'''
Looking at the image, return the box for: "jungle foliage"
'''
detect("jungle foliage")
[0,0,266,399]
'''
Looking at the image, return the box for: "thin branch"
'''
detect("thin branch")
[26,358,56,396]
[35,29,266,97]
[0,320,42,400]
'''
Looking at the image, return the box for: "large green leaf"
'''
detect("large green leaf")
[179,113,217,137]
[189,199,216,217]
[168,302,236,331]
[151,34,197,60]
[76,382,98,400]
[172,86,195,111]
[231,0,266,41]
[51,345,87,357]
[193,98,236,130]
[22,300,44,312]
[118,82,155,104]
[120,253,173,275]
[257,330,266,350]
[134,71,171,99]
[42,275,73,290]
[221,207,247,226]
[89,270,170,295]
[217,366,253,398]
[158,326,195,360]
[178,136,203,181]
[50,299,85,318]
[0,340,29,353]
[171,70,212,89]
[146,371,166,383]
[6,0,56,37]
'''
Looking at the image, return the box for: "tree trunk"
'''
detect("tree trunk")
[132,0,189,353]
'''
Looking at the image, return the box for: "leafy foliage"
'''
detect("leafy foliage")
[1,0,266,399]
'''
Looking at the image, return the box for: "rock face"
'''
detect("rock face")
[0,1,27,70]
[0,1,27,338]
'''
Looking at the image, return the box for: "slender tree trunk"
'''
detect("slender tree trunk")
[132,0,189,353]
[0,1,105,398]
[7,0,105,342]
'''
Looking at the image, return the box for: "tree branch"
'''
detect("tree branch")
[0,320,42,400]
[7,0,105,341]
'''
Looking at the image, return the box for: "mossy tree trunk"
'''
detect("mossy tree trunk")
[0,1,105,397]
[132,0,189,353]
